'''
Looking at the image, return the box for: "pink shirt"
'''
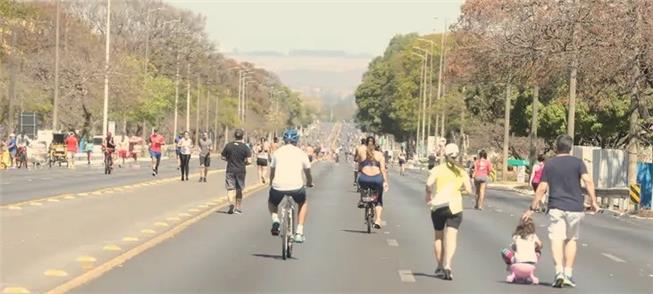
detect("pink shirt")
[149,134,164,153]
[474,159,492,177]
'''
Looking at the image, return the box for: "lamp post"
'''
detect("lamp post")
[411,51,427,159]
[101,0,111,137]
[52,0,60,131]
[414,46,429,157]
[243,80,257,128]
[417,38,435,140]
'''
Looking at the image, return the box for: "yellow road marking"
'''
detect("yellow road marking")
[62,195,75,200]
[0,169,229,209]
[76,256,97,263]
[44,269,69,277]
[141,229,156,235]
[166,217,181,222]
[122,237,139,242]
[154,222,169,227]
[102,244,122,251]
[178,213,191,218]
[188,208,200,213]
[2,287,30,294]
[30,202,43,206]
[8,206,22,210]
[45,183,266,294]
[197,204,209,208]
[47,199,61,203]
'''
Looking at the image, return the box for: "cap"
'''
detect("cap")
[444,143,459,158]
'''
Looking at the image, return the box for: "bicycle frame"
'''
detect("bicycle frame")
[279,195,297,260]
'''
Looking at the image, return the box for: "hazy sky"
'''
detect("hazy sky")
[167,0,464,56]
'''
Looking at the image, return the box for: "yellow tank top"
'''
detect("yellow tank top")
[426,163,468,214]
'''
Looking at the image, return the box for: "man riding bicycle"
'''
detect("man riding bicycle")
[269,129,313,243]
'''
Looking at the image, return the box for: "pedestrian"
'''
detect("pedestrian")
[220,129,252,214]
[148,128,165,176]
[425,143,472,281]
[198,131,212,182]
[6,133,16,168]
[174,132,182,170]
[81,135,94,165]
[398,151,406,176]
[64,131,78,169]
[0,142,10,169]
[428,152,437,170]
[177,131,192,181]
[256,138,270,184]
[118,134,129,168]
[522,134,599,288]
[473,150,493,210]
[502,217,543,284]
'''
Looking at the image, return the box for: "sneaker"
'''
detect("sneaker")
[227,205,234,214]
[198,177,203,183]
[271,222,280,236]
[434,268,445,278]
[293,233,305,243]
[357,201,364,209]
[552,272,565,288]
[234,209,243,214]
[152,170,156,176]
[203,177,208,183]
[373,223,382,229]
[563,275,576,288]
[443,269,453,280]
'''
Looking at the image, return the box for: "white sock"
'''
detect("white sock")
[555,265,563,274]
[271,213,279,223]
[564,267,573,277]
[297,224,304,235]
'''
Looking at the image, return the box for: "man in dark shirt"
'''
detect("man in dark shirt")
[522,134,598,288]
[221,129,252,214]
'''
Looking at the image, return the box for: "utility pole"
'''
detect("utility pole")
[102,0,111,137]
[196,76,200,143]
[205,85,210,131]
[186,63,190,132]
[502,83,511,182]
[435,22,447,139]
[173,51,179,141]
[52,0,60,131]
[529,86,539,165]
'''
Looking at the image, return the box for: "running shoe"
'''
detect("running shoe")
[293,233,305,243]
[434,268,445,278]
[271,222,280,236]
[443,269,453,280]
[234,208,243,214]
[563,275,576,288]
[552,272,565,288]
[373,223,382,229]
[227,205,234,214]
[198,177,203,183]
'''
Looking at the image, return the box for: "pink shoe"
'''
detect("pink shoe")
[506,273,515,283]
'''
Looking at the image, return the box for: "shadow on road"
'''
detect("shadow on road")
[494,280,553,289]
[251,253,296,261]
[340,229,373,234]
[412,272,438,279]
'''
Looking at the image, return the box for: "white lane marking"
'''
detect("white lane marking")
[387,239,399,247]
[384,231,390,235]
[602,253,626,263]
[398,270,416,283]
[582,243,588,247]
[648,274,653,278]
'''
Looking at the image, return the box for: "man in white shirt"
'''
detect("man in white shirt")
[269,129,313,243]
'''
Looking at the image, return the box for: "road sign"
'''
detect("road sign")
[630,184,640,204]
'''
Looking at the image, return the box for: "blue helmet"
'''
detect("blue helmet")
[282,128,300,144]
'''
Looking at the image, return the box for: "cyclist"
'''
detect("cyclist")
[356,136,389,229]
[269,128,313,243]
[102,132,116,172]
[353,138,367,187]
[16,132,31,169]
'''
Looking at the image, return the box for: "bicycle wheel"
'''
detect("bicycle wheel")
[286,209,293,258]
[281,209,288,260]
[365,205,372,234]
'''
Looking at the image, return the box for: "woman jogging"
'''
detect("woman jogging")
[256,139,270,184]
[178,131,193,181]
[473,150,493,210]
[425,143,472,281]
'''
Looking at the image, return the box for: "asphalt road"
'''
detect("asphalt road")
[75,161,653,293]
[0,156,226,205]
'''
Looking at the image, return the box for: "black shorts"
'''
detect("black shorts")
[256,158,268,166]
[199,155,210,167]
[269,187,306,206]
[431,207,463,230]
[225,172,246,191]
[308,155,314,162]
[399,159,405,165]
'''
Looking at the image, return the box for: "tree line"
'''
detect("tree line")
[1,0,317,144]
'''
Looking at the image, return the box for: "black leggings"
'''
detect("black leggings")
[180,154,191,179]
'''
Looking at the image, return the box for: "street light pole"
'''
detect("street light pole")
[186,62,191,132]
[415,47,429,157]
[411,51,426,158]
[435,21,447,139]
[52,0,60,131]
[173,51,179,141]
[102,0,111,137]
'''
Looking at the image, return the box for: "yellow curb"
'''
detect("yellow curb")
[77,192,89,196]
[2,287,30,294]
[62,195,75,200]
[122,237,139,242]
[102,244,122,251]
[154,222,169,227]
[188,208,200,213]
[76,256,97,263]
[45,182,266,294]
[91,191,102,196]
[47,198,61,202]
[141,229,156,235]
[197,204,209,208]
[44,269,69,277]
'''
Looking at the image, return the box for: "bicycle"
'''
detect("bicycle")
[278,194,298,260]
[103,148,114,175]
[360,187,378,234]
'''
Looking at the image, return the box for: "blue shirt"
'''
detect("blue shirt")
[7,138,16,152]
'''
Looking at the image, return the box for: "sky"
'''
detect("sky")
[167,0,464,56]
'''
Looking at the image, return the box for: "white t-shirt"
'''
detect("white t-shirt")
[513,234,540,263]
[271,144,311,191]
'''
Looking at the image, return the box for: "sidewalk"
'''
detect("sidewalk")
[0,166,261,293]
